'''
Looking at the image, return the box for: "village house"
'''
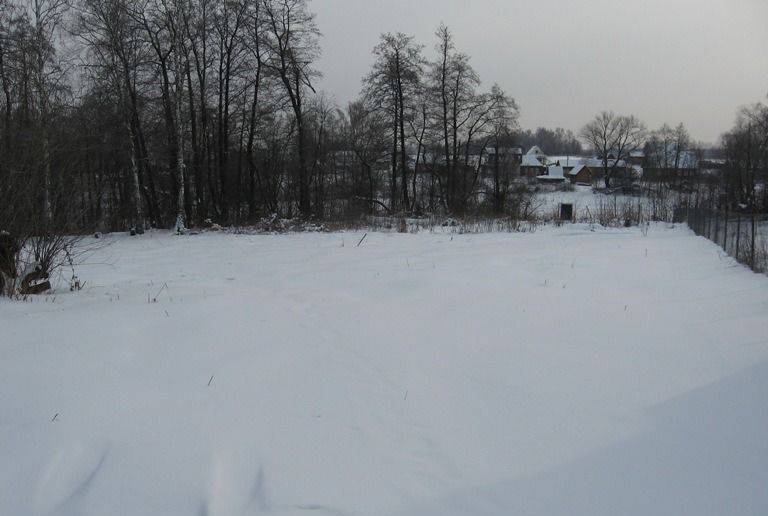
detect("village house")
[547,156,582,175]
[568,164,592,185]
[584,157,631,183]
[628,150,645,167]
[518,146,638,186]
[643,150,698,183]
[520,146,548,177]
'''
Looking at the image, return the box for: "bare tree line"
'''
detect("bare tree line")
[720,102,768,211]
[0,0,766,295]
[0,0,524,240]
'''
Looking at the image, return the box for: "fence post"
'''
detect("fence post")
[696,208,701,235]
[723,211,729,254]
[751,215,756,271]
[693,208,699,235]
[735,215,741,262]
[693,208,698,234]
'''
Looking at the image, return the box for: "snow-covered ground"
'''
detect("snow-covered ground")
[2,225,768,516]
[532,184,679,221]
[534,185,604,218]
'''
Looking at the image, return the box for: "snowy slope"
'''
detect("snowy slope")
[1,225,767,516]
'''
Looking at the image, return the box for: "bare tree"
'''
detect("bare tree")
[243,0,267,220]
[457,85,518,209]
[30,0,68,224]
[262,0,320,218]
[182,0,215,220]
[362,31,424,212]
[406,88,429,212]
[426,25,519,213]
[74,0,155,230]
[171,0,187,231]
[722,101,768,210]
[645,122,693,188]
[0,0,15,180]
[485,87,520,214]
[212,0,247,219]
[429,24,485,213]
[580,111,646,188]
[347,100,388,214]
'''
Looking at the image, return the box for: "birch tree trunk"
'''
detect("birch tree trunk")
[174,0,187,232]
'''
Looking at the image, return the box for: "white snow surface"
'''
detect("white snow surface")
[2,225,768,516]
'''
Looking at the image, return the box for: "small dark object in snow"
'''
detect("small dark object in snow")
[21,262,50,295]
[560,203,573,221]
[130,228,137,236]
[151,282,168,303]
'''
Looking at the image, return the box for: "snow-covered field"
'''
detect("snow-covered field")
[2,225,768,516]
[532,185,677,221]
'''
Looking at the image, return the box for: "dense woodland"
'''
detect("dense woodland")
[0,0,767,241]
[0,0,522,235]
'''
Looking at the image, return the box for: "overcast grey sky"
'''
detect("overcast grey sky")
[312,0,768,144]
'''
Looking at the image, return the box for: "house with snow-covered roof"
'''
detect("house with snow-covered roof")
[526,145,546,159]
[521,146,548,177]
[584,157,632,183]
[568,164,592,185]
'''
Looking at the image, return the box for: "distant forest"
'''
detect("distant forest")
[515,128,582,157]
